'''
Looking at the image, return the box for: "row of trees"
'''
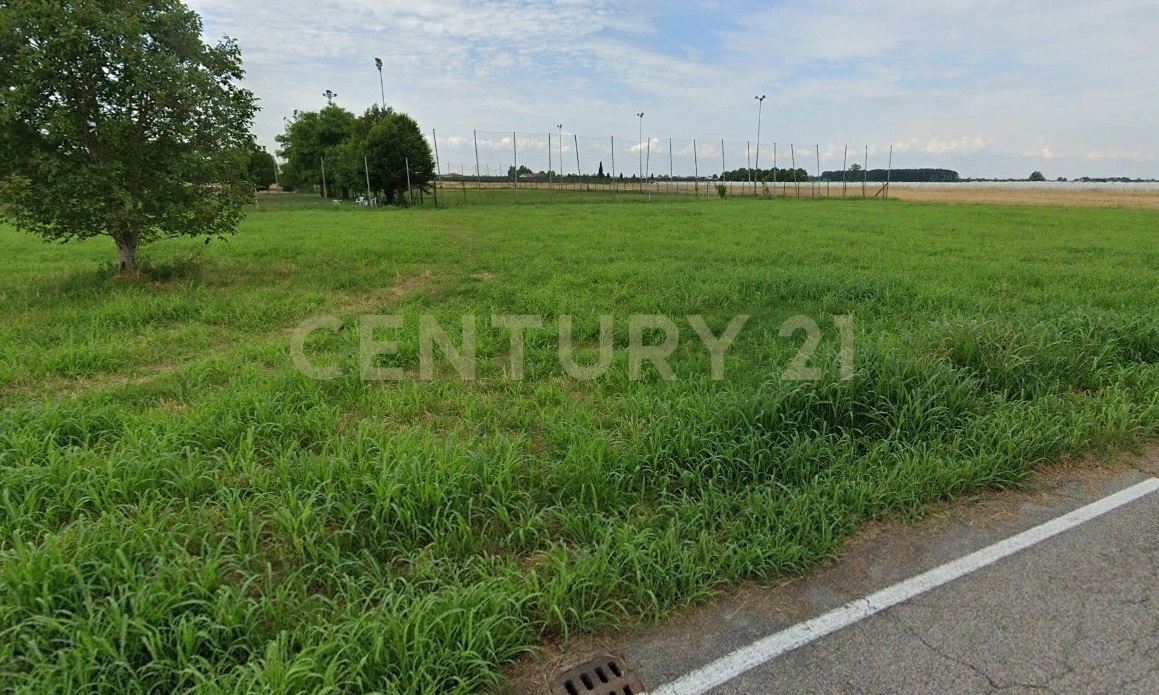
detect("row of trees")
[275,104,436,204]
[819,166,960,183]
[494,164,813,183]
[722,167,810,183]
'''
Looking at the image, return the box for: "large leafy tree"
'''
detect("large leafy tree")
[364,111,435,205]
[0,0,258,272]
[332,104,391,199]
[275,105,356,197]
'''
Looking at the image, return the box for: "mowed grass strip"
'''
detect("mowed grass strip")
[1,199,1157,693]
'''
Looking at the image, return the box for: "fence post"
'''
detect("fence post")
[842,145,848,198]
[645,139,652,200]
[669,138,674,196]
[611,136,617,199]
[863,145,868,198]
[693,139,700,199]
[432,129,441,208]
[575,134,584,194]
[473,131,481,201]
[405,157,412,205]
[364,155,372,205]
[791,144,798,198]
[886,145,893,199]
[721,139,726,190]
[815,144,819,199]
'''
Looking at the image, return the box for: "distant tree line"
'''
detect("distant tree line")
[722,167,810,183]
[484,166,797,184]
[819,167,960,183]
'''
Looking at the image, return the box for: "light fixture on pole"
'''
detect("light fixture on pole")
[636,112,644,179]
[374,58,385,109]
[323,89,338,106]
[754,94,766,192]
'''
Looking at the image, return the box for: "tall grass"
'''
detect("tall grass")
[1,199,1156,692]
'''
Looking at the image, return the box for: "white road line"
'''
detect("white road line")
[647,477,1159,695]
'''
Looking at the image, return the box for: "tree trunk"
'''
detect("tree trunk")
[115,231,139,274]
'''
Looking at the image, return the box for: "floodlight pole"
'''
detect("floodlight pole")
[322,90,337,106]
[636,112,644,181]
[374,58,385,109]
[754,95,766,197]
[557,124,564,188]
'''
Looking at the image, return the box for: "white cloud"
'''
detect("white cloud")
[924,137,992,156]
[1086,149,1154,161]
[189,0,1159,178]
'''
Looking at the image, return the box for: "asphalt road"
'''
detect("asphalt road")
[590,464,1159,695]
[707,482,1159,694]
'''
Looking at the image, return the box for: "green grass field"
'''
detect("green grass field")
[1,198,1157,693]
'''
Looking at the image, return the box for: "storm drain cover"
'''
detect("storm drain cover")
[550,654,645,695]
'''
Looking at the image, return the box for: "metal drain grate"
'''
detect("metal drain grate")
[550,654,645,695]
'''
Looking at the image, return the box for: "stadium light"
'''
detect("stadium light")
[323,89,338,106]
[557,124,563,177]
[636,112,644,179]
[374,58,385,109]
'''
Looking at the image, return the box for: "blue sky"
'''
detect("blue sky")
[190,0,1158,178]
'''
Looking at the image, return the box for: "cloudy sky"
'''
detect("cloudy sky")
[190,0,1157,179]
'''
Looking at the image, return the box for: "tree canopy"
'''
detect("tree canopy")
[723,167,809,182]
[276,104,435,204]
[0,0,257,272]
[364,111,436,204]
[275,105,356,196]
[246,147,278,191]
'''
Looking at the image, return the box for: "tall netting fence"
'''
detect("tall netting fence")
[427,130,897,206]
